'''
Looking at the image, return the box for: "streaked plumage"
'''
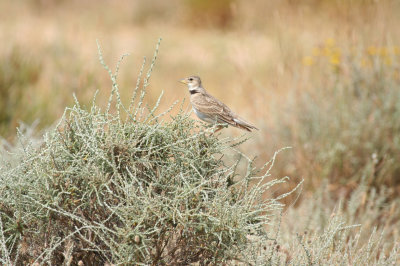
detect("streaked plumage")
[179,76,258,132]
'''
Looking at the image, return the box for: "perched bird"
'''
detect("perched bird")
[179,75,258,132]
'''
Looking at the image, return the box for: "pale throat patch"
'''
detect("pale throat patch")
[188,83,198,90]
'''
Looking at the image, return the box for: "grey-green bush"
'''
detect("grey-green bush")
[0,40,292,265]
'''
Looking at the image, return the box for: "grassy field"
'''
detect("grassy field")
[1,0,400,264]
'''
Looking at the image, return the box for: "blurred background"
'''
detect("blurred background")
[1,0,400,199]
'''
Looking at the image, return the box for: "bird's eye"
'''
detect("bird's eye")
[188,78,193,81]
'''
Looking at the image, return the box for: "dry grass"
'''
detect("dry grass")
[1,0,400,264]
[1,0,398,140]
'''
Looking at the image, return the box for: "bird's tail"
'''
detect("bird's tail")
[234,118,259,132]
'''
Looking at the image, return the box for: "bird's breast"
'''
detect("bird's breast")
[192,107,216,124]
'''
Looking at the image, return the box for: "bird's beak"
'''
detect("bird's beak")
[179,78,188,84]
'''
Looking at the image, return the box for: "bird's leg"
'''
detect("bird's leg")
[211,125,224,135]
[215,125,223,133]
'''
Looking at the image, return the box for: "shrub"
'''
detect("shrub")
[0,40,293,265]
[272,180,400,265]
[274,42,400,193]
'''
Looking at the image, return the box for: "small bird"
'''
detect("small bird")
[179,75,258,132]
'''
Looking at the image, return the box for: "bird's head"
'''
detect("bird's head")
[179,76,202,90]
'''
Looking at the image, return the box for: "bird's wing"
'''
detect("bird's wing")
[191,93,237,125]
[191,92,259,131]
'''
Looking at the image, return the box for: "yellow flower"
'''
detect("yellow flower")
[302,56,314,66]
[325,38,336,47]
[367,46,377,56]
[330,54,340,65]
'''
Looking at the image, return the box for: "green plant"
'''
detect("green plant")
[0,40,296,265]
[0,47,42,137]
[274,43,400,193]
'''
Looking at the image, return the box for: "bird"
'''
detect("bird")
[179,75,258,132]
